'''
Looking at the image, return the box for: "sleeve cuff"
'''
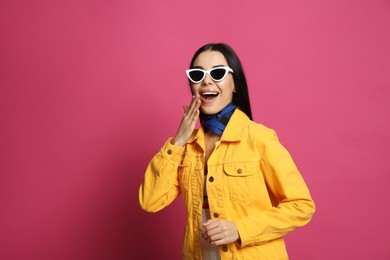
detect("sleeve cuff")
[160,138,185,162]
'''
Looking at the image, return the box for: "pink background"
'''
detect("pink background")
[1,0,390,259]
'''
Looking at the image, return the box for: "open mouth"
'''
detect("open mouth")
[201,92,219,102]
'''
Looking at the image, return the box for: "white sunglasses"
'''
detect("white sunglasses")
[186,66,234,83]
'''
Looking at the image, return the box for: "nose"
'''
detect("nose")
[201,72,213,85]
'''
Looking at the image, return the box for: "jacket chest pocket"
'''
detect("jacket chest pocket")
[223,162,260,204]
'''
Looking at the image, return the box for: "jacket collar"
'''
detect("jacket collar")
[187,109,250,145]
[220,109,249,141]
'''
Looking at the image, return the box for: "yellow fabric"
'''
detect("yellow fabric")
[139,109,315,260]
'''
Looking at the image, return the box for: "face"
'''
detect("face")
[190,50,235,115]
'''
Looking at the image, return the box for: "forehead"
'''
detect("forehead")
[193,51,228,68]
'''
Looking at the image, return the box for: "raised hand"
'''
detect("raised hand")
[172,95,201,147]
[201,219,240,246]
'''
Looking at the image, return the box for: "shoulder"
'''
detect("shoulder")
[246,119,278,142]
[229,109,278,142]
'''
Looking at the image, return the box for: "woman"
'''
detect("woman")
[139,43,315,259]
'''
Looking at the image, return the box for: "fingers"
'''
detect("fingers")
[184,95,200,118]
[172,95,201,147]
[200,220,239,246]
[201,221,223,244]
[182,96,200,128]
[182,95,200,126]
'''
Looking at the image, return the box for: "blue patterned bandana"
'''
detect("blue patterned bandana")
[202,103,237,135]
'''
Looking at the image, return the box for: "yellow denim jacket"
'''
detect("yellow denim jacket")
[139,109,315,260]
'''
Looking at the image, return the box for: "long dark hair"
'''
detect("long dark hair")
[189,43,253,120]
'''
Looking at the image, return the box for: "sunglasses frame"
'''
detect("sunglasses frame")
[186,66,234,84]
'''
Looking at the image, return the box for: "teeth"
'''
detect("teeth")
[201,92,219,100]
[202,92,218,96]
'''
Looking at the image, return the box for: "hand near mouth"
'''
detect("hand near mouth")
[172,95,201,147]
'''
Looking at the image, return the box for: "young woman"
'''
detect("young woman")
[139,43,315,260]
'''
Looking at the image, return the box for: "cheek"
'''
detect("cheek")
[220,81,235,94]
[190,84,199,95]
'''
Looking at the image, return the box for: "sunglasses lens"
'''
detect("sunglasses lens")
[210,68,227,81]
[189,70,204,82]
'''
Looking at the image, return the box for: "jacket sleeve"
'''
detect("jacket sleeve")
[138,138,184,212]
[235,129,315,247]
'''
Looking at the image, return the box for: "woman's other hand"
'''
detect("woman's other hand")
[201,219,240,246]
[172,95,201,147]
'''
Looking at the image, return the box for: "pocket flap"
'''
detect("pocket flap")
[223,162,258,177]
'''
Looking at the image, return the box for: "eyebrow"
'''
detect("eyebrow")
[192,64,226,69]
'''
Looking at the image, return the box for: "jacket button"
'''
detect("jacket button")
[213,213,219,218]
[167,150,172,155]
[209,176,214,182]
[222,245,228,252]
[237,168,242,174]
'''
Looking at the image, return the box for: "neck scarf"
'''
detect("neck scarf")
[202,103,237,135]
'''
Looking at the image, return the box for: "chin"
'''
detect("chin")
[200,107,222,115]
